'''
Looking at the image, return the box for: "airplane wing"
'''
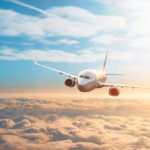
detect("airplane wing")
[98,82,150,89]
[107,74,125,76]
[34,56,77,79]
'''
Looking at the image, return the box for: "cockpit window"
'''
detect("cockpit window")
[79,75,90,79]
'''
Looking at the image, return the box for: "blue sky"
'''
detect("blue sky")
[0,0,150,91]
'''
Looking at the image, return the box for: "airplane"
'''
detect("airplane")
[34,49,149,96]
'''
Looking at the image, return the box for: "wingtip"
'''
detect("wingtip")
[35,56,37,64]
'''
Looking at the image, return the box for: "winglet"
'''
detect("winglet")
[103,48,109,70]
[35,56,37,64]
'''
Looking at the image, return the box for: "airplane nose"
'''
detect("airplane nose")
[78,84,85,92]
[79,80,87,86]
[77,78,97,92]
[78,80,87,92]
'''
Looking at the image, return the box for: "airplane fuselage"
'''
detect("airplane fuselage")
[77,69,107,92]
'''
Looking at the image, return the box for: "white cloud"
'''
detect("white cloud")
[0,47,136,63]
[57,39,78,45]
[0,46,146,64]
[127,15,150,37]
[39,39,78,45]
[128,37,150,49]
[94,0,150,37]
[0,47,17,55]
[91,34,122,45]
[0,9,45,37]
[0,6,126,38]
[0,48,105,63]
[94,0,150,16]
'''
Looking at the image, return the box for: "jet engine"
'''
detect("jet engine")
[65,78,75,87]
[109,87,120,96]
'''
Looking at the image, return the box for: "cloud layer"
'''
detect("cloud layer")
[0,93,150,150]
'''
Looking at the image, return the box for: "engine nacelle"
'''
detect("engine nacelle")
[65,78,75,87]
[109,87,120,96]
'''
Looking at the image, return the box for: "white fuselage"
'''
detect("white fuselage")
[77,69,107,92]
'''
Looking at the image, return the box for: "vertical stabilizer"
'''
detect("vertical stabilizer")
[103,49,109,70]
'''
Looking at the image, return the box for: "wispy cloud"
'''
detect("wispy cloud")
[94,0,150,38]
[0,47,142,63]
[0,47,17,55]
[39,39,79,46]
[0,48,104,63]
[91,34,122,45]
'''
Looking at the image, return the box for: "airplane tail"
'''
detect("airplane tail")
[102,48,109,70]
